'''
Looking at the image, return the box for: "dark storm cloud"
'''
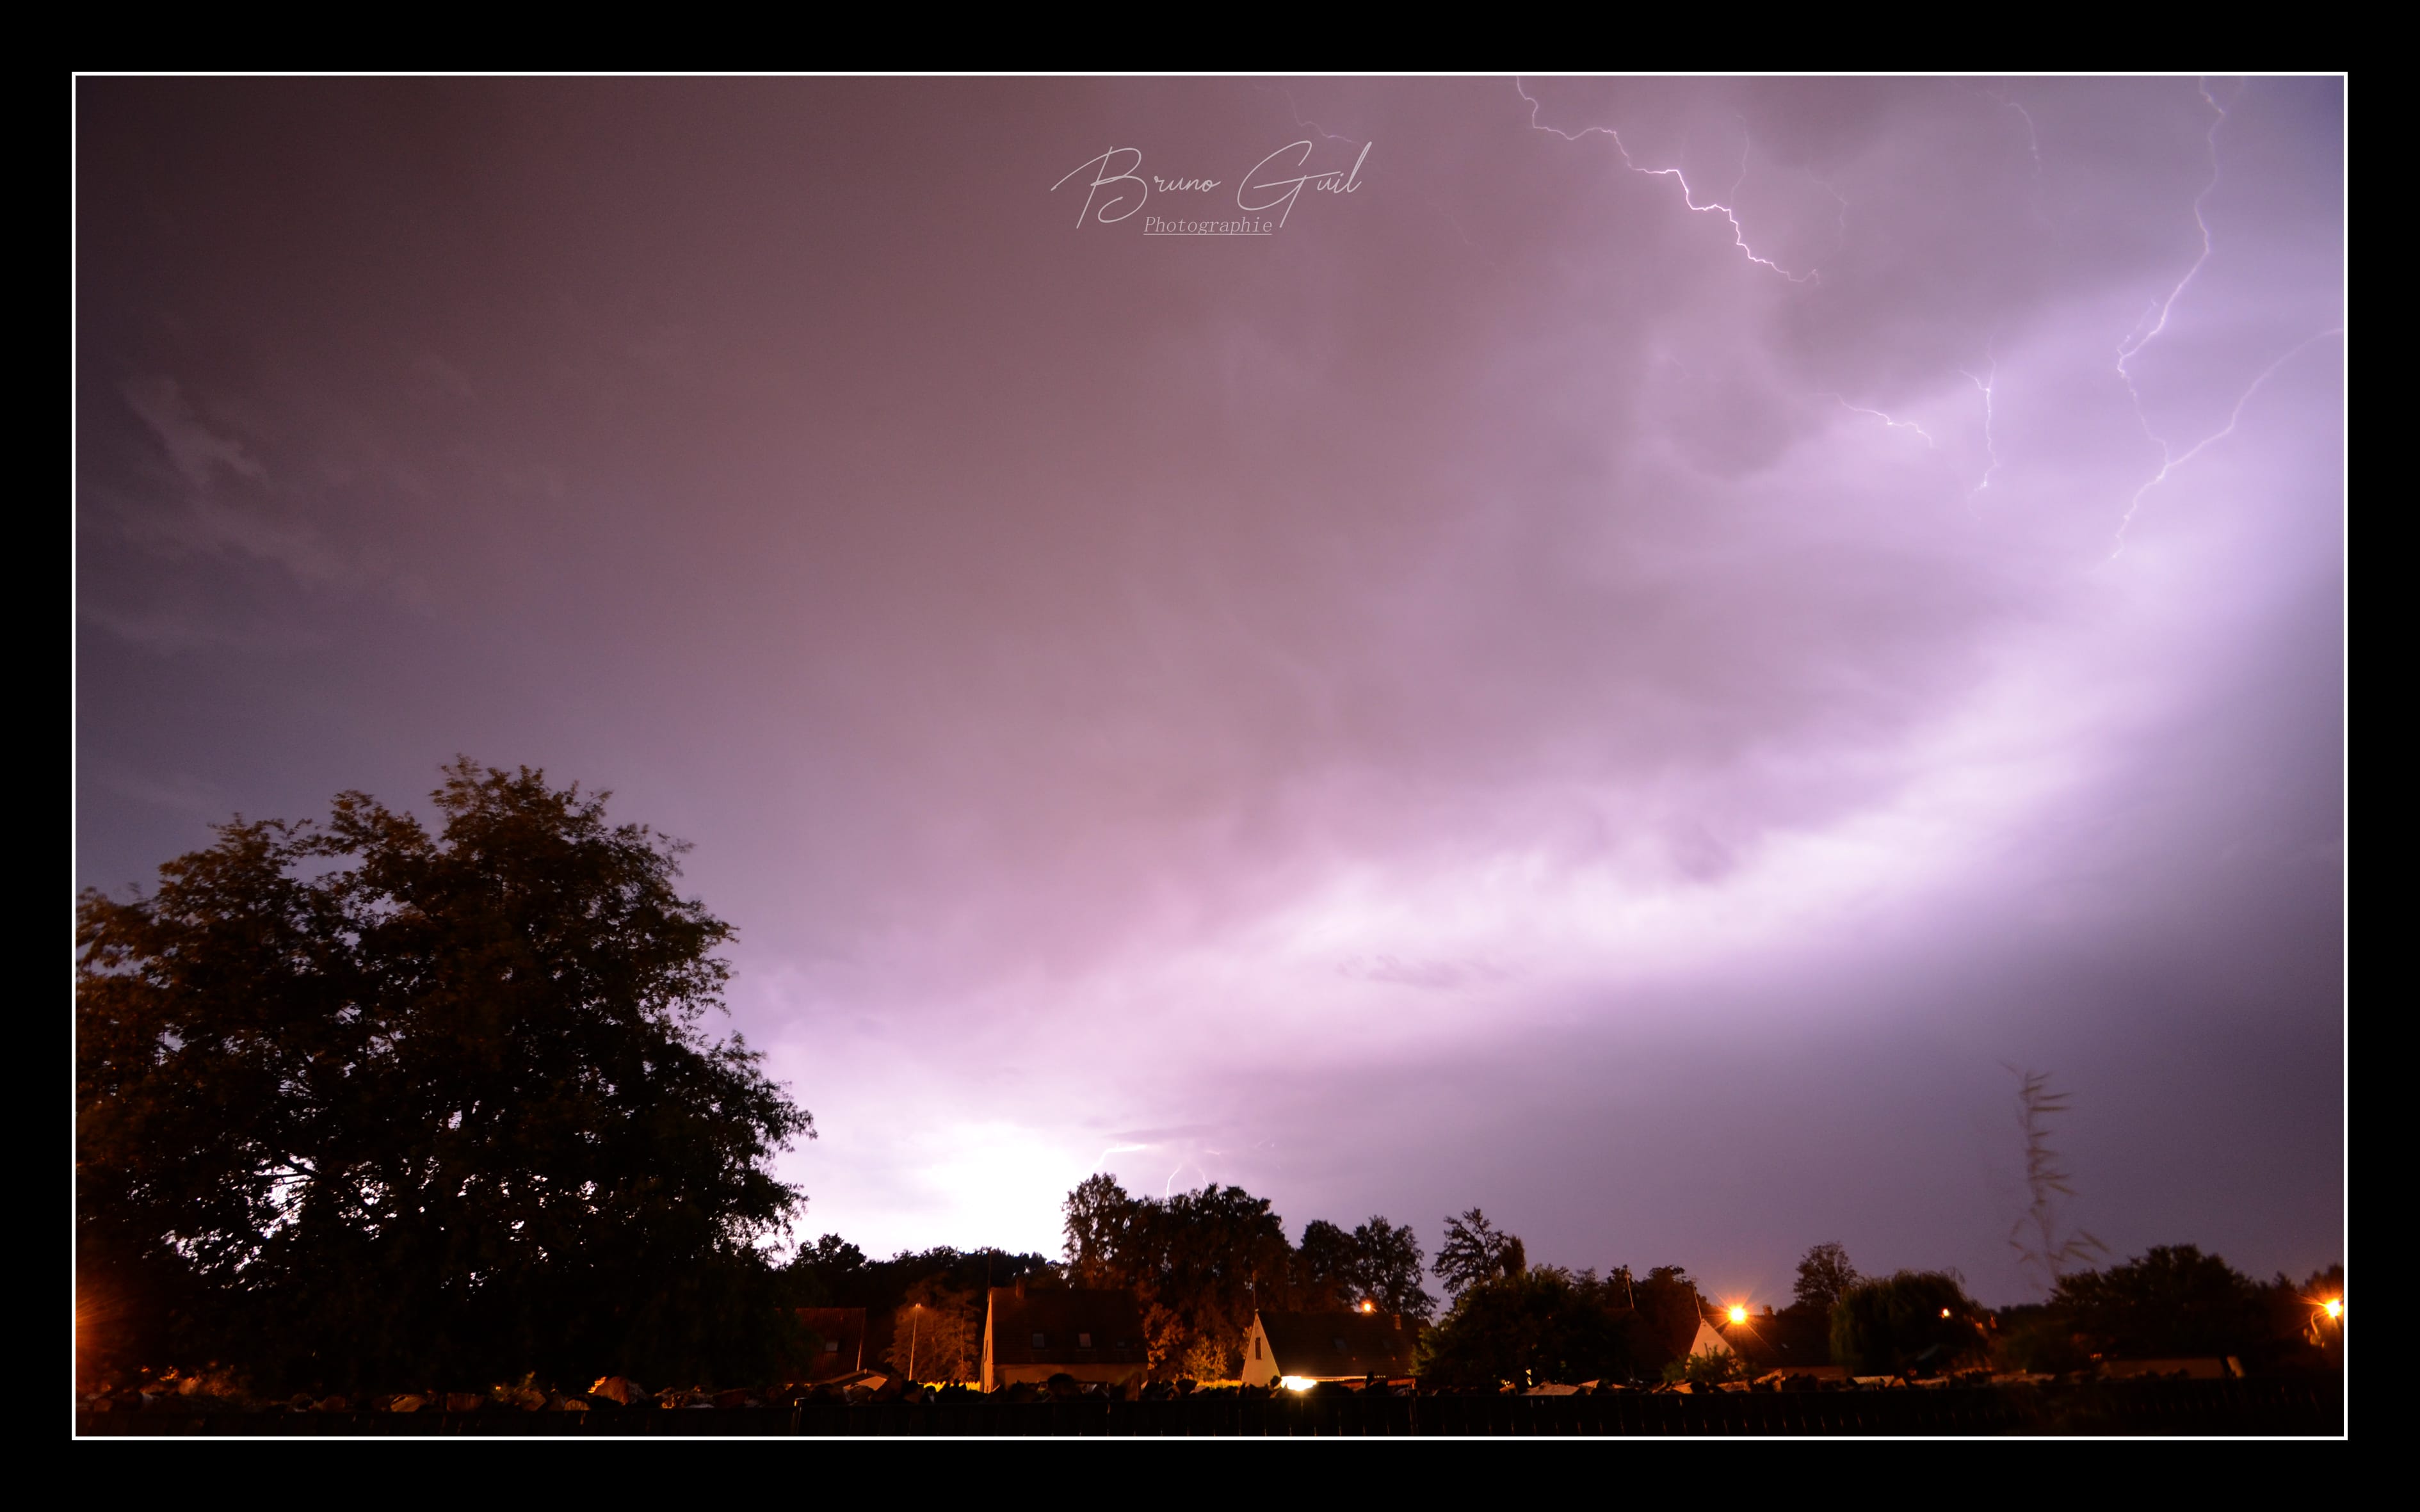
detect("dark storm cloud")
[76,77,2341,1297]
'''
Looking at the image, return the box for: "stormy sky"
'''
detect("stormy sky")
[74,76,2344,1307]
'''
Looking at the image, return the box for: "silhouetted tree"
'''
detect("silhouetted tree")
[1292,1219,1360,1310]
[1057,1176,1291,1379]
[789,1241,1050,1329]
[2260,1264,2344,1369]
[781,1234,872,1307]
[76,760,812,1391]
[1629,1265,1704,1364]
[2051,1245,2263,1360]
[1830,1271,1987,1376]
[1353,1216,1434,1323]
[1792,1241,1859,1315]
[1062,1173,1140,1287]
[1286,1215,1432,1321]
[1416,1267,1640,1388]
[1433,1209,1526,1299]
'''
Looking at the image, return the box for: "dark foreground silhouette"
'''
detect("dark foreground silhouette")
[79,1375,2339,1436]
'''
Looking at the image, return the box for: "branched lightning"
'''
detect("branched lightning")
[1834,396,1940,449]
[1522,75,2333,556]
[2110,326,2346,553]
[2117,81,2230,403]
[1517,77,1819,284]
[2106,79,2343,554]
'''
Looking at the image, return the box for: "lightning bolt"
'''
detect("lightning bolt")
[1259,83,1359,146]
[1980,85,2047,225]
[2117,81,2230,406]
[1092,1141,1148,1172]
[2106,79,2343,552]
[1956,358,2003,503]
[1516,77,1819,284]
[2110,326,2345,553]
[1829,351,2001,504]
[1834,396,1940,449]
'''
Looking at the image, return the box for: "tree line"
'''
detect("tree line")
[74,764,2344,1395]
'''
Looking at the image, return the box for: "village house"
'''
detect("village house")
[980,1281,1149,1393]
[1239,1307,1421,1388]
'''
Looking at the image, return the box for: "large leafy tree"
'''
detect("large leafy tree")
[1286,1216,1434,1322]
[1062,1172,1143,1287]
[1792,1241,1859,1315]
[1416,1267,1643,1388]
[1058,1176,1291,1379]
[1629,1264,1705,1361]
[1352,1216,1434,1323]
[1432,1209,1526,1300]
[1830,1271,1987,1376]
[76,760,814,1391]
[1291,1220,1361,1310]
[2050,1245,2264,1360]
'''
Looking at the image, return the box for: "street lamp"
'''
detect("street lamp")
[1727,1305,1748,1326]
[908,1304,921,1384]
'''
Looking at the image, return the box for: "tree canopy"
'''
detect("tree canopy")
[1433,1209,1526,1299]
[1058,1176,1290,1379]
[1290,1216,1433,1322]
[76,760,814,1391]
[1416,1225,1701,1388]
[2049,1244,2264,1360]
[1792,1241,1859,1315]
[1829,1271,1987,1376]
[1060,1177,1433,1378]
[1417,1266,1647,1389]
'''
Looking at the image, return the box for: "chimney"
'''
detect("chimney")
[1392,1313,1401,1330]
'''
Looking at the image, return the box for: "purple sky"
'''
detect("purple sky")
[76,76,2344,1307]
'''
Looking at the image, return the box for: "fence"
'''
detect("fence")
[77,1376,2342,1436]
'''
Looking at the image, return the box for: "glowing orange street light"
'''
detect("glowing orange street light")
[1727,1305,1748,1326]
[1360,1300,1375,1314]
[1940,1308,1953,1319]
[2323,1298,2343,1321]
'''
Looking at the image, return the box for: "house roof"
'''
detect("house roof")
[1256,1309,1421,1379]
[985,1288,1149,1367]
